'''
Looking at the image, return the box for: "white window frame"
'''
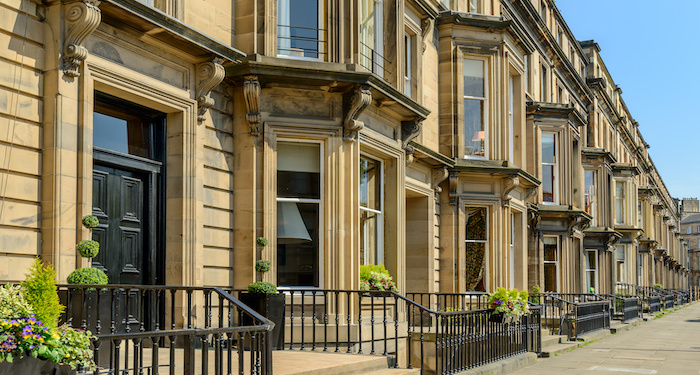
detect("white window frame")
[540,65,548,102]
[463,57,489,159]
[584,169,597,225]
[541,131,558,204]
[615,180,626,225]
[276,139,325,288]
[404,32,412,97]
[467,0,478,13]
[360,0,384,76]
[585,249,598,293]
[543,235,560,292]
[637,254,643,284]
[359,153,385,266]
[277,0,325,61]
[509,213,516,288]
[508,74,515,163]
[616,244,626,283]
[465,206,489,291]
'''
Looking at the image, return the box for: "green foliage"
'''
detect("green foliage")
[488,287,529,322]
[359,264,397,291]
[81,215,99,229]
[531,285,541,304]
[247,281,277,294]
[465,209,486,290]
[256,237,269,247]
[654,283,663,289]
[255,260,271,274]
[76,240,99,258]
[57,324,96,370]
[66,267,108,285]
[0,285,34,321]
[21,259,64,328]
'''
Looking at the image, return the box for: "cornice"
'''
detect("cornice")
[435,11,511,29]
[526,102,587,126]
[452,159,540,187]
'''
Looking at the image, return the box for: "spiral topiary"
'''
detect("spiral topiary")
[76,240,99,258]
[255,259,271,273]
[81,215,99,229]
[67,267,108,285]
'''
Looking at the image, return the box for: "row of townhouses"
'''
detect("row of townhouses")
[1,0,689,300]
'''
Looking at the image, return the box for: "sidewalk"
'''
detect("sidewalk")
[510,302,700,375]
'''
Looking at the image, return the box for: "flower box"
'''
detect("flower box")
[0,356,75,375]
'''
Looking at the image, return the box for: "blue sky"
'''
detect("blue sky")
[556,1,700,200]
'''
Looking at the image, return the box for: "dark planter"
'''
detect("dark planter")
[239,292,285,350]
[0,356,76,375]
[489,311,505,323]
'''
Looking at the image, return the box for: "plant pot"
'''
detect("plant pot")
[489,311,505,323]
[239,292,285,350]
[0,356,76,375]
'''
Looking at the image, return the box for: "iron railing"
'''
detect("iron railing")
[571,301,610,339]
[359,41,392,77]
[529,293,610,340]
[277,24,327,59]
[57,285,273,375]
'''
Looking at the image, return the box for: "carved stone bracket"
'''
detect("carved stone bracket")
[401,119,422,158]
[421,18,434,52]
[195,58,225,124]
[448,171,459,206]
[567,215,581,238]
[605,232,619,251]
[343,85,371,141]
[244,75,262,135]
[432,167,449,193]
[501,175,520,207]
[63,0,102,78]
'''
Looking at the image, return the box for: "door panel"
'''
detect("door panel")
[92,164,147,285]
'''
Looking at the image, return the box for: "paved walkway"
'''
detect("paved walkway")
[511,302,700,375]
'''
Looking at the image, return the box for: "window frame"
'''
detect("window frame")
[277,0,326,61]
[616,244,626,283]
[543,235,560,292]
[541,131,559,204]
[584,169,597,225]
[615,180,626,225]
[359,153,385,266]
[540,64,548,102]
[585,249,598,293]
[463,56,489,159]
[275,139,325,288]
[360,0,385,76]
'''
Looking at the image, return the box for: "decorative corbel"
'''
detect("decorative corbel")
[244,75,262,135]
[63,0,102,78]
[195,58,225,124]
[401,119,422,159]
[448,171,459,206]
[343,85,371,141]
[432,167,449,193]
[605,233,618,251]
[421,18,434,52]
[568,215,581,238]
[501,175,520,207]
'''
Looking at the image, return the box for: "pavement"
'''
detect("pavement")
[510,302,700,375]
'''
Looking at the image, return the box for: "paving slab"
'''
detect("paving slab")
[510,301,700,375]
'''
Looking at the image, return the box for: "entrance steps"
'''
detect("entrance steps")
[274,351,420,375]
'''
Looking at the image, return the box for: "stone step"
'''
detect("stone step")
[360,368,422,375]
[282,353,396,375]
[539,340,581,358]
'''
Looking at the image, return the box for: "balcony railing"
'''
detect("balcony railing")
[277,25,327,59]
[359,41,392,78]
[57,285,273,375]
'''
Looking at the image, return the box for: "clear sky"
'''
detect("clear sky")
[556,0,700,200]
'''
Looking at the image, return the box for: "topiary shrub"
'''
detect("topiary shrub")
[67,267,108,285]
[654,283,663,289]
[21,258,65,328]
[247,281,277,294]
[76,240,99,258]
[81,215,100,229]
[255,259,271,273]
[256,237,268,247]
[531,285,541,304]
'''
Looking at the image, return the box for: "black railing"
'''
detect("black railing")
[604,295,640,323]
[530,293,610,340]
[359,41,392,77]
[277,25,326,59]
[648,295,661,314]
[405,292,489,312]
[58,285,273,375]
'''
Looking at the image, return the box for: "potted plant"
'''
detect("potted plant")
[239,238,285,350]
[359,264,398,292]
[0,259,96,375]
[487,287,529,324]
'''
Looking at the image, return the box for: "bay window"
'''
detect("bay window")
[464,58,488,158]
[615,180,626,224]
[277,141,322,287]
[360,0,384,76]
[584,170,597,225]
[278,0,323,59]
[541,132,558,203]
[360,156,384,265]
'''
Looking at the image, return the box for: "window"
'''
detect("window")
[277,141,322,287]
[510,213,516,288]
[360,0,384,76]
[569,47,574,62]
[638,201,643,228]
[540,1,547,24]
[467,0,478,12]
[557,28,563,46]
[278,0,323,59]
[404,31,415,98]
[524,55,530,93]
[508,74,515,162]
[557,86,563,103]
[584,170,597,225]
[543,236,559,292]
[464,59,488,158]
[616,245,626,283]
[466,207,487,291]
[585,250,597,293]
[615,180,626,224]
[696,225,700,233]
[360,155,384,265]
[540,65,548,101]
[688,227,693,234]
[541,132,557,203]
[637,254,643,284]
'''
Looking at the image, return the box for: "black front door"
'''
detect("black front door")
[92,162,149,285]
